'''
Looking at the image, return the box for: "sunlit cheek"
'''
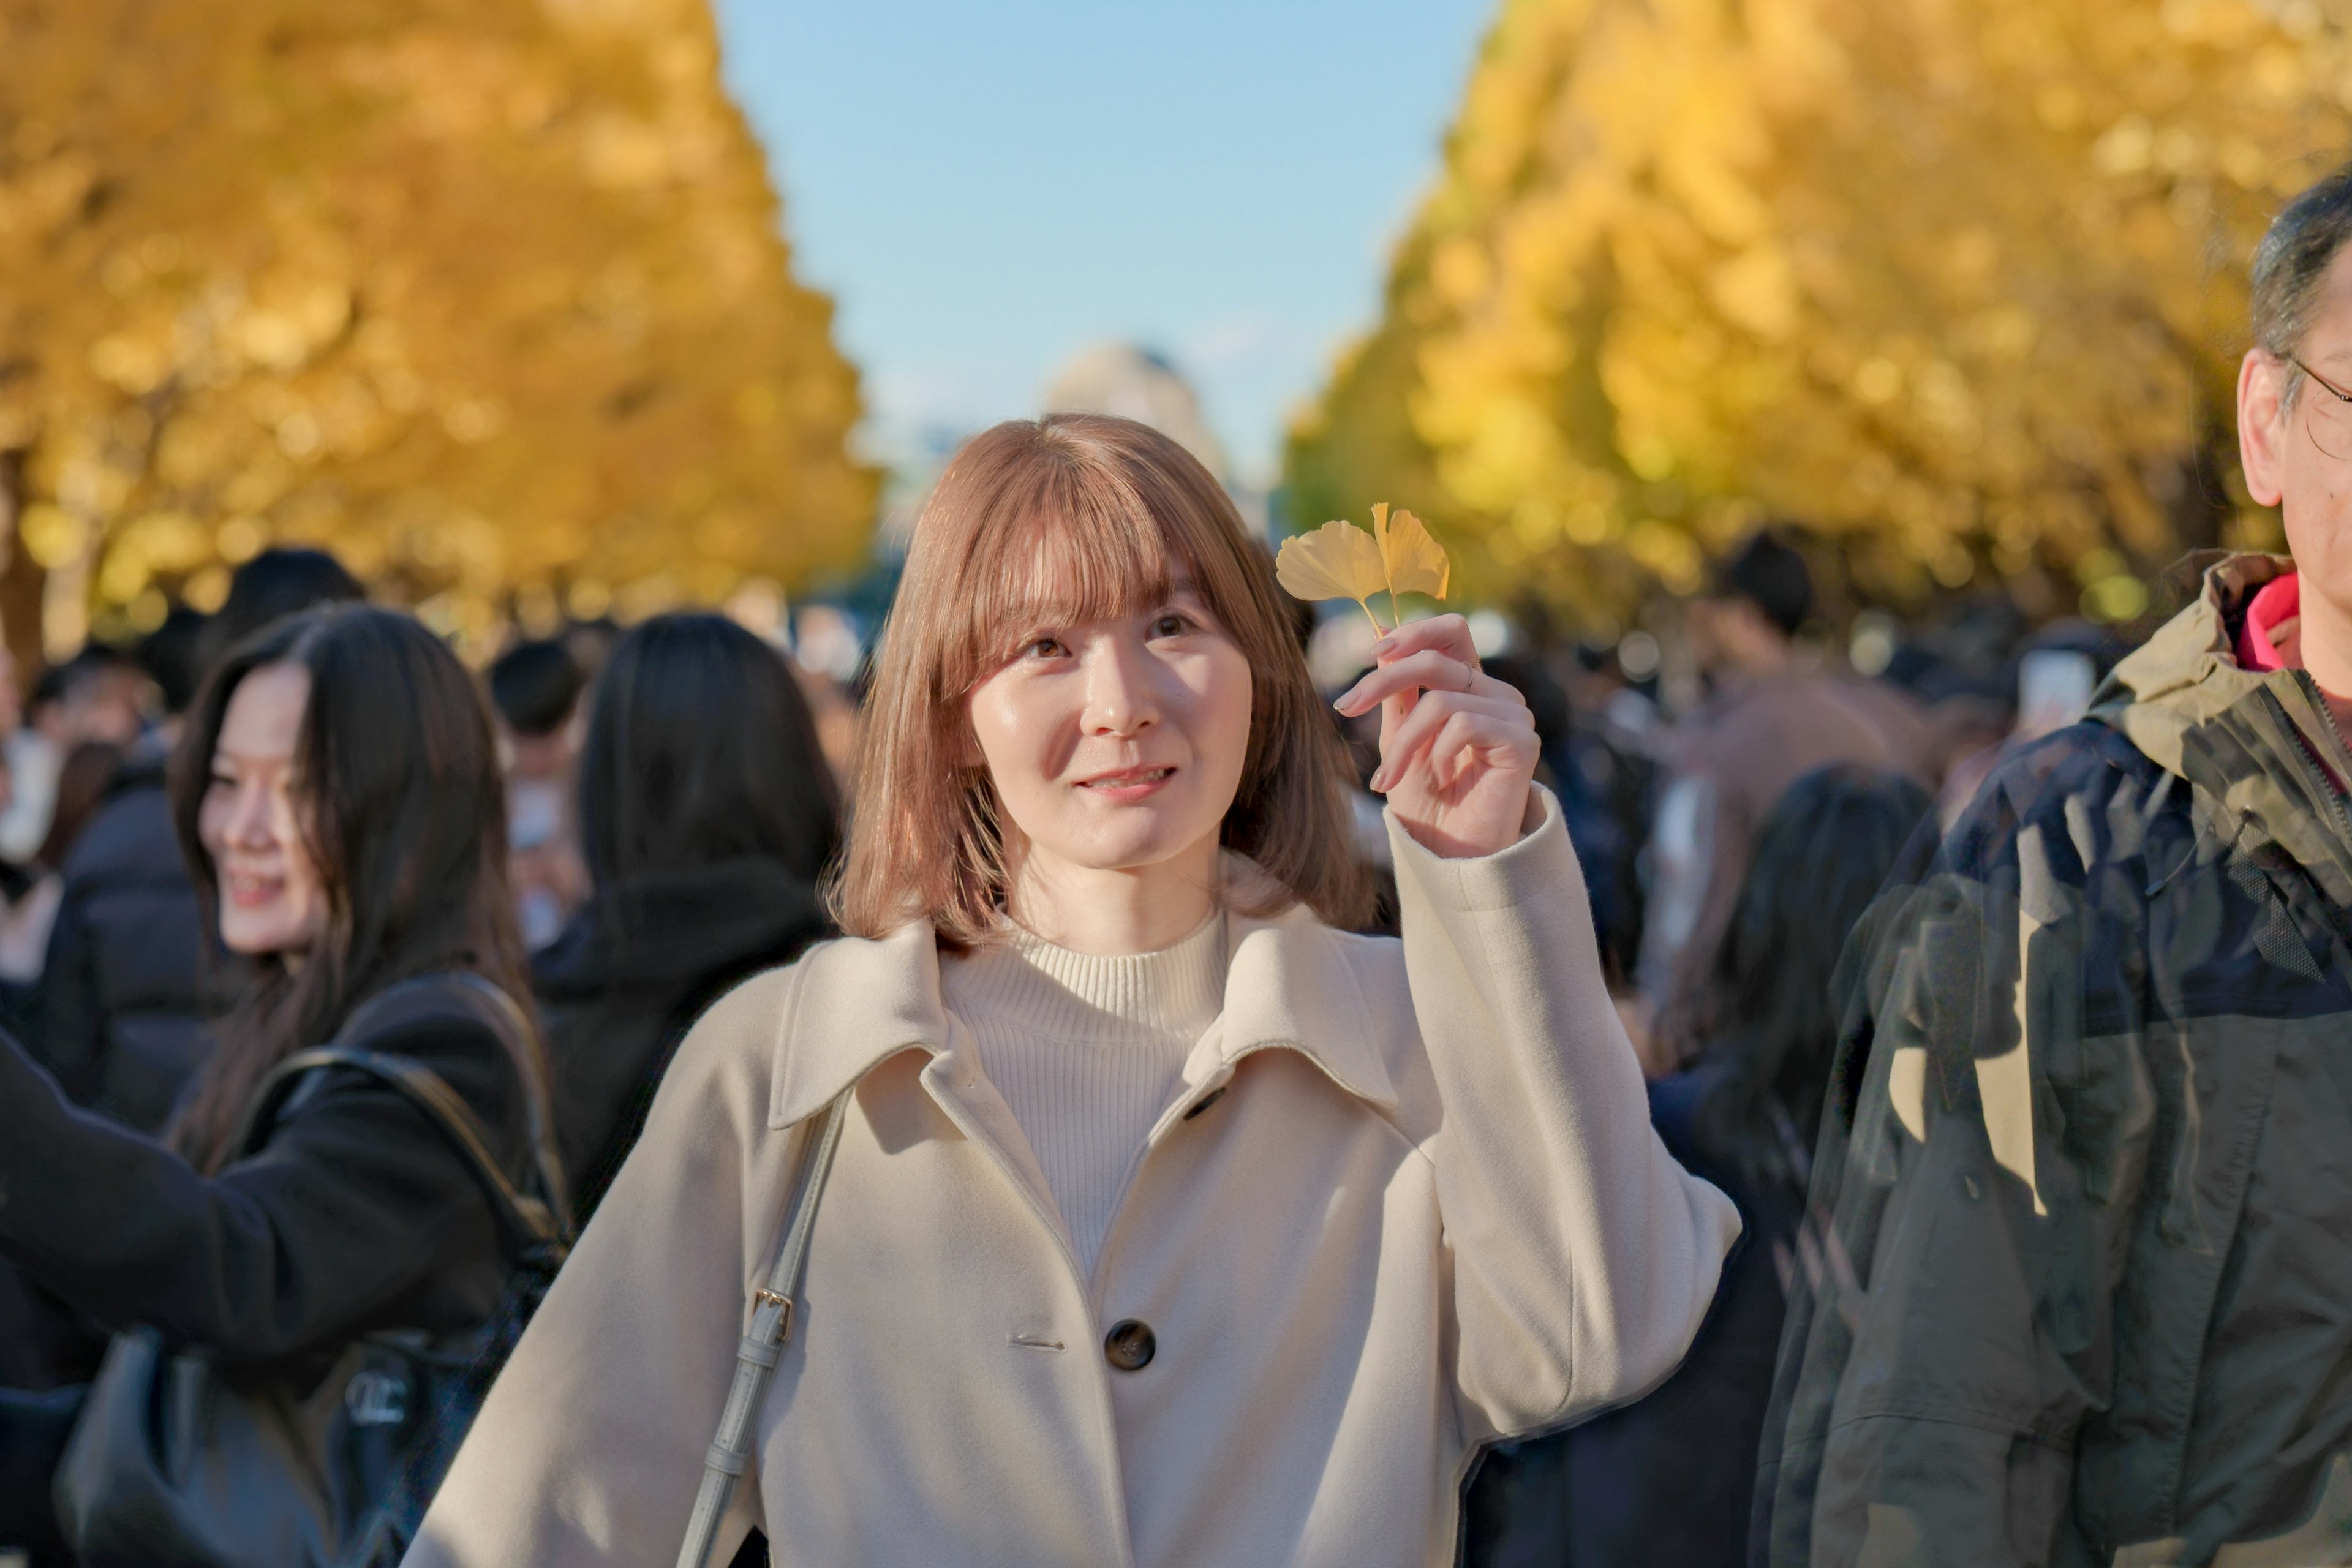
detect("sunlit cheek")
[986,680,1078,782]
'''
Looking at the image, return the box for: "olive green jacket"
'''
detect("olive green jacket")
[1760,555,2352,1566]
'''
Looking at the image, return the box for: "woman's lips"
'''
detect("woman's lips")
[224,872,284,909]
[1077,765,1176,802]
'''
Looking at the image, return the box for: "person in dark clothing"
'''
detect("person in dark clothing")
[1635,531,1937,1068]
[534,612,839,1224]
[34,549,363,1134]
[1462,764,1929,1567]
[488,638,587,744]
[489,638,590,952]
[0,605,543,1562]
[0,740,125,1012]
[1760,173,2352,1564]
[0,741,126,1424]
[134,606,209,719]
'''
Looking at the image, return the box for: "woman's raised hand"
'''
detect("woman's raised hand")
[1333,613,1539,860]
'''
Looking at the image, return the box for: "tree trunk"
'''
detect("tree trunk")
[0,452,50,696]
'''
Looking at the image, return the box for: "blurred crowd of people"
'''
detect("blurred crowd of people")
[0,506,2202,1568]
[10,164,2352,1568]
[0,485,2318,1568]
[0,549,851,1567]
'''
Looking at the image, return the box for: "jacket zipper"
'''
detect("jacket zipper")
[2286,672,2352,848]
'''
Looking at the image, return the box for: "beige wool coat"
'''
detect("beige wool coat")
[405,791,1739,1567]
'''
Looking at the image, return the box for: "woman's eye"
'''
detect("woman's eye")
[1023,637,1066,660]
[1150,613,1192,639]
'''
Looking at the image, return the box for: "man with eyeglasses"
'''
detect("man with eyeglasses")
[1758,165,2352,1564]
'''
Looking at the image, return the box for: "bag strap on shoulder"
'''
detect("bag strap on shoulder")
[268,1046,568,1259]
[234,973,573,1254]
[674,1090,852,1568]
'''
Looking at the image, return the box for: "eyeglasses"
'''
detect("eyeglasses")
[2291,355,2352,459]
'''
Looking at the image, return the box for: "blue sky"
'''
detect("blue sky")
[710,0,1496,489]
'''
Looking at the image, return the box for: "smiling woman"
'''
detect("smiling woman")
[198,662,325,958]
[837,414,1371,948]
[411,413,1738,1568]
[962,578,1256,954]
[0,605,563,1566]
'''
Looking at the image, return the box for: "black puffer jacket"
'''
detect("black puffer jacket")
[533,856,829,1223]
[33,748,209,1134]
[0,989,531,1365]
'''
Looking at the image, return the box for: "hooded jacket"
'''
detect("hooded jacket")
[405,791,1739,1568]
[532,856,830,1223]
[33,747,209,1134]
[1759,555,2352,1566]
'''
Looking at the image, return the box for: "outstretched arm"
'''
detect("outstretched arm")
[0,1023,510,1362]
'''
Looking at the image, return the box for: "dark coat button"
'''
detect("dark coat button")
[1103,1319,1156,1371]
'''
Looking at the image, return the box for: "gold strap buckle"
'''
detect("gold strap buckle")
[755,1287,795,1338]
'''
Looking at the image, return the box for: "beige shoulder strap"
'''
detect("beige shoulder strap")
[674,1090,853,1568]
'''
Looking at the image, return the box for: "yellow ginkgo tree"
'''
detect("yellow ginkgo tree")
[1291,0,2352,622]
[0,0,876,668]
[1275,502,1452,632]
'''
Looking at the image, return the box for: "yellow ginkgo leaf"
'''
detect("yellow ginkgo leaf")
[1276,518,1389,630]
[1373,502,1450,601]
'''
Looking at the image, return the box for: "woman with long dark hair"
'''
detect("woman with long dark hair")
[534,611,839,1222]
[0,605,556,1565]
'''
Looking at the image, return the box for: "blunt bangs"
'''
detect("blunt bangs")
[940,456,1183,698]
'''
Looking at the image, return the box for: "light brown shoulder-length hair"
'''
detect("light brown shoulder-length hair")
[833,413,1373,946]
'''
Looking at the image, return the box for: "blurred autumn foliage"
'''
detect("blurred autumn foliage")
[1288,0,2352,624]
[0,0,875,668]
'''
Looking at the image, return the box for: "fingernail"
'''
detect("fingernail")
[1371,634,1395,652]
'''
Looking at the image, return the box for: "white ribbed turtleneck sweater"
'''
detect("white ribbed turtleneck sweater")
[940,912,1227,1280]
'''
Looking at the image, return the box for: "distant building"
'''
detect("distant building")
[1043,343,1229,483]
[1042,343,1267,535]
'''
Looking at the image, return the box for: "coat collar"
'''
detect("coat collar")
[2094,551,2352,903]
[769,880,1395,1129]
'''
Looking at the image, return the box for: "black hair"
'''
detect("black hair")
[26,662,68,717]
[167,605,529,1172]
[578,613,840,896]
[488,639,586,739]
[32,644,143,714]
[197,548,365,675]
[1712,530,1814,637]
[137,606,211,716]
[1697,764,1932,1175]
[2253,160,2352,408]
[32,648,119,709]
